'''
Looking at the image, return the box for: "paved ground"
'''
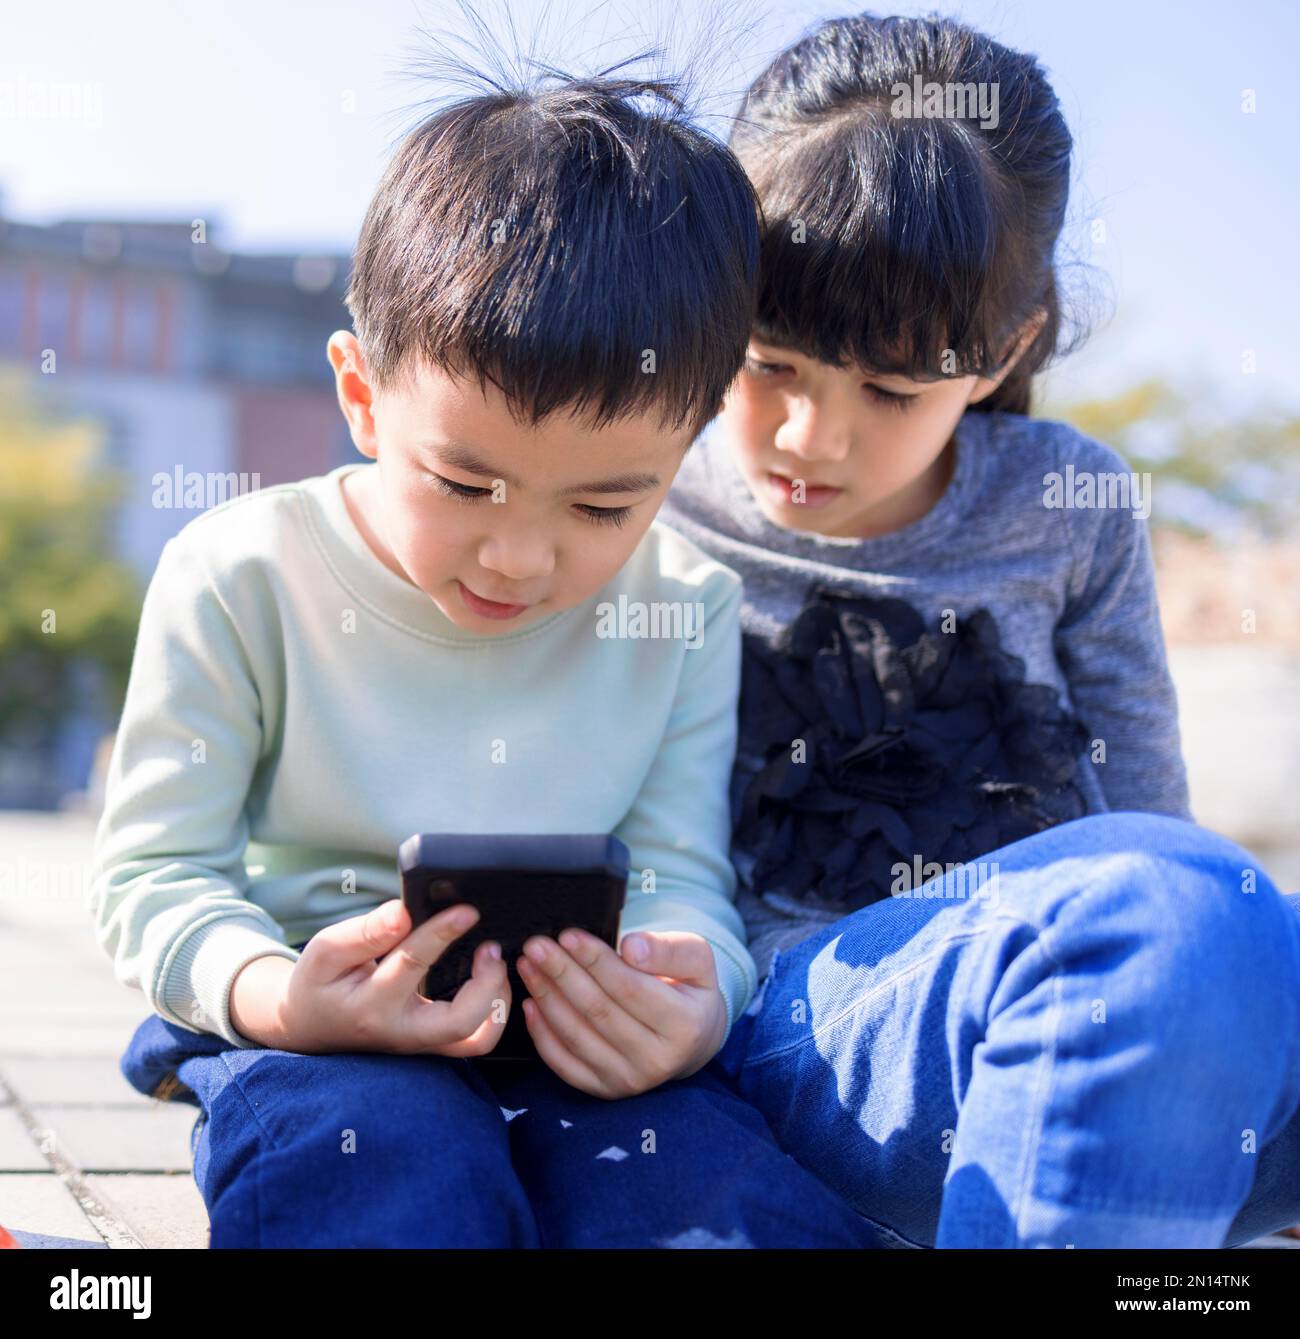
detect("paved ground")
[0,810,208,1248]
[1,807,1297,1251]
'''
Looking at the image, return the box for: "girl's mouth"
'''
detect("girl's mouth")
[766,472,844,509]
[457,580,533,620]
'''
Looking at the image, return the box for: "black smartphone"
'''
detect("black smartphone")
[397,833,630,1059]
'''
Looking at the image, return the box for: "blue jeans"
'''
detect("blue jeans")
[121,811,1300,1248]
[704,812,1300,1248]
[120,991,883,1248]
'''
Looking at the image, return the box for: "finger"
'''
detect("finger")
[550,929,678,1039]
[516,951,641,1086]
[439,1010,509,1058]
[412,985,511,1059]
[519,935,658,1055]
[618,930,719,990]
[521,997,610,1097]
[440,940,512,1039]
[401,939,510,1054]
[304,898,418,977]
[368,902,481,999]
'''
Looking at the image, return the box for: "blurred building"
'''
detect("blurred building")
[0,205,355,577]
[0,203,356,806]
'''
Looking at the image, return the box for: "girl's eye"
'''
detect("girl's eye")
[864,383,918,413]
[744,356,790,378]
[430,474,492,500]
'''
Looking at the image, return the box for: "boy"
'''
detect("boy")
[88,66,882,1249]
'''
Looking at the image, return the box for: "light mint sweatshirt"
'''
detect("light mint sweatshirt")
[88,462,757,1049]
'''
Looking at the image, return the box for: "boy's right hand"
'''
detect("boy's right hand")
[229,899,510,1057]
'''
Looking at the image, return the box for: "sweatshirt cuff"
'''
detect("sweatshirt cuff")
[707,940,755,1049]
[159,915,302,1048]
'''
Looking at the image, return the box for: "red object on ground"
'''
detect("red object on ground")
[0,1224,20,1248]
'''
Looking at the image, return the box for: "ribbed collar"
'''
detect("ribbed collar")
[300,462,578,647]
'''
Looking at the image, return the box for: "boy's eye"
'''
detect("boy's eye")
[429,473,493,500]
[863,383,918,412]
[431,474,632,528]
[574,504,632,528]
[744,356,790,378]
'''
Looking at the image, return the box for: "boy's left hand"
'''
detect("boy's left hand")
[516,928,728,1099]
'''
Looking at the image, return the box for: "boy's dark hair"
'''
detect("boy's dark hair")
[344,58,759,441]
[729,12,1081,415]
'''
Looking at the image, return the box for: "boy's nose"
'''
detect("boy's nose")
[476,530,557,583]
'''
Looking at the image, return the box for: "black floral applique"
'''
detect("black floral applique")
[732,587,1090,911]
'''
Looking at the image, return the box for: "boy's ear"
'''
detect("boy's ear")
[327,331,379,459]
[967,310,1048,406]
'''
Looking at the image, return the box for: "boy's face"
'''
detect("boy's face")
[718,337,1003,540]
[328,332,694,634]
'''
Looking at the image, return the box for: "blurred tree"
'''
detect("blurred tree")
[0,369,142,753]
[1043,377,1300,541]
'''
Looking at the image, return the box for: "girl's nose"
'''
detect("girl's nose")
[773,398,853,462]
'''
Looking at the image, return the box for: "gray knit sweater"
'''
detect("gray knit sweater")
[659,409,1191,980]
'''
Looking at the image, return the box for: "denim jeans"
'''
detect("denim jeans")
[119,986,883,1248]
[705,811,1300,1248]
[120,811,1300,1248]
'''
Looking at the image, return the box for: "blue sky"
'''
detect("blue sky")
[4,0,1297,411]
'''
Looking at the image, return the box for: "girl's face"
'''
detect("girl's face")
[718,338,1004,539]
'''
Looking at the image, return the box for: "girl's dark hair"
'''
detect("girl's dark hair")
[344,58,759,441]
[730,12,1080,415]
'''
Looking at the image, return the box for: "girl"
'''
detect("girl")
[663,8,1189,994]
[655,12,1300,1248]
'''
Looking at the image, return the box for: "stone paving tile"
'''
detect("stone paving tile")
[0,1018,142,1059]
[0,1057,155,1108]
[3,997,147,1029]
[0,987,137,1022]
[30,1105,198,1173]
[85,1173,209,1249]
[0,934,84,971]
[0,1173,109,1249]
[0,961,141,1000]
[0,1107,50,1170]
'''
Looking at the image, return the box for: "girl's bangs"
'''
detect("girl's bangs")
[741,113,1028,382]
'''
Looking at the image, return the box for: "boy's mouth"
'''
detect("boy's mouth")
[456,580,534,620]
[765,471,844,509]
